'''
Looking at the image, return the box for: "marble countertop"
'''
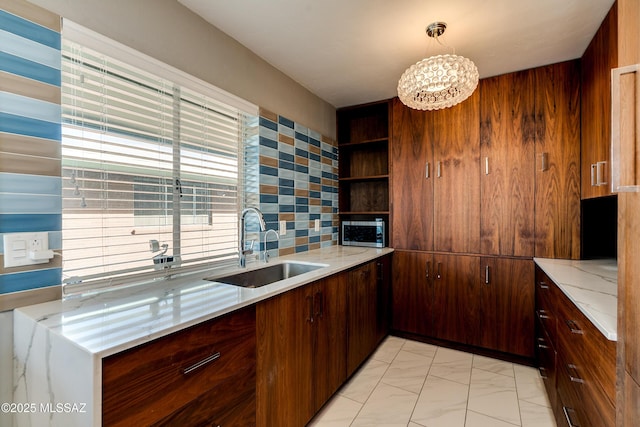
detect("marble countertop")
[534,258,618,341]
[15,246,393,358]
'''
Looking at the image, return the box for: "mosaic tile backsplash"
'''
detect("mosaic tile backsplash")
[257,108,339,258]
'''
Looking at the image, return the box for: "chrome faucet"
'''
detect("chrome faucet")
[262,229,279,262]
[239,207,266,267]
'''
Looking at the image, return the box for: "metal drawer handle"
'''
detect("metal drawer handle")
[567,364,585,384]
[537,337,550,349]
[182,352,221,375]
[562,406,580,427]
[538,366,548,379]
[538,281,549,290]
[566,319,583,334]
[538,310,551,320]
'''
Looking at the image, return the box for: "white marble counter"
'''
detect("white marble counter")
[12,246,392,427]
[534,258,617,341]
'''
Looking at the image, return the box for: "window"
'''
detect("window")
[60,23,257,284]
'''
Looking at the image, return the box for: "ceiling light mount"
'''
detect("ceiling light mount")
[426,22,447,39]
[397,21,479,111]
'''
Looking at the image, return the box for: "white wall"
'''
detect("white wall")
[28,0,337,139]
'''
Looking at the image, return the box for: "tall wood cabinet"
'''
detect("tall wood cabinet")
[534,61,582,260]
[615,0,640,425]
[387,60,579,358]
[390,100,434,250]
[581,3,618,199]
[479,69,536,257]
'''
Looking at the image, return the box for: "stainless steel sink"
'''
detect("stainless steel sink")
[205,261,327,288]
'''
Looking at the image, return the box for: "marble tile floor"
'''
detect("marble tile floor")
[309,336,556,427]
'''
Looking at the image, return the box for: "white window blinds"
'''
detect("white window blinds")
[61,38,255,281]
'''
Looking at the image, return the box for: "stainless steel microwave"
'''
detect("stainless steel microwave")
[341,220,385,248]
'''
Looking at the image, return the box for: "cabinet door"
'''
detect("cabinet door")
[534,61,581,259]
[480,257,534,357]
[580,4,617,199]
[347,262,378,376]
[432,91,481,253]
[313,276,347,411]
[391,98,433,250]
[479,72,535,257]
[375,255,392,342]
[257,285,314,427]
[432,254,481,346]
[392,250,433,336]
[617,0,640,424]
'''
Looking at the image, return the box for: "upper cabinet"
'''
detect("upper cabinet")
[581,3,618,199]
[479,69,536,257]
[534,61,582,260]
[390,94,480,253]
[337,101,390,220]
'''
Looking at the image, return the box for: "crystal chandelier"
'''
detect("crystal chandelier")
[397,22,479,110]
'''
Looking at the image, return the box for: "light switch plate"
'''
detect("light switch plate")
[279,220,286,236]
[314,219,320,232]
[3,232,49,268]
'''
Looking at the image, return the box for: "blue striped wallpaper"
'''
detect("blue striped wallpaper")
[0,3,62,295]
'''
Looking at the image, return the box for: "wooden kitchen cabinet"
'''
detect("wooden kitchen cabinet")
[391,250,434,336]
[432,91,481,254]
[390,98,433,250]
[347,261,380,376]
[257,275,347,427]
[535,267,615,427]
[391,93,480,253]
[480,257,535,357]
[615,0,640,424]
[581,4,618,199]
[534,60,581,259]
[479,70,536,257]
[375,254,392,343]
[102,306,256,427]
[431,253,481,346]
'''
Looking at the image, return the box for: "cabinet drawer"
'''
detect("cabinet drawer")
[557,357,588,427]
[535,268,557,344]
[536,317,557,413]
[103,306,256,427]
[556,293,615,426]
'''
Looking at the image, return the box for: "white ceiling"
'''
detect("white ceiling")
[178,0,615,108]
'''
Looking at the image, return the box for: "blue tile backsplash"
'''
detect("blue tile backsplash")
[257,108,338,257]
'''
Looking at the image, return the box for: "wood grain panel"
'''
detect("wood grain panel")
[534,61,581,259]
[432,91,481,253]
[257,285,314,427]
[432,253,480,346]
[345,142,388,177]
[391,250,433,336]
[580,4,618,199]
[314,276,347,410]
[480,257,534,357]
[102,306,256,427]
[623,372,640,427]
[479,72,536,256]
[347,262,378,376]
[391,98,434,250]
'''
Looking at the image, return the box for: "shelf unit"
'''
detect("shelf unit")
[336,100,390,240]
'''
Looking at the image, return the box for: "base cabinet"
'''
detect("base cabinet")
[257,275,347,427]
[535,267,615,427]
[102,306,256,427]
[392,251,534,357]
[347,261,378,376]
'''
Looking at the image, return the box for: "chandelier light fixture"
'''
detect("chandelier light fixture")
[397,22,479,111]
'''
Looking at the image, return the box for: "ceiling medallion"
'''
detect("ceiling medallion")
[397,22,479,110]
